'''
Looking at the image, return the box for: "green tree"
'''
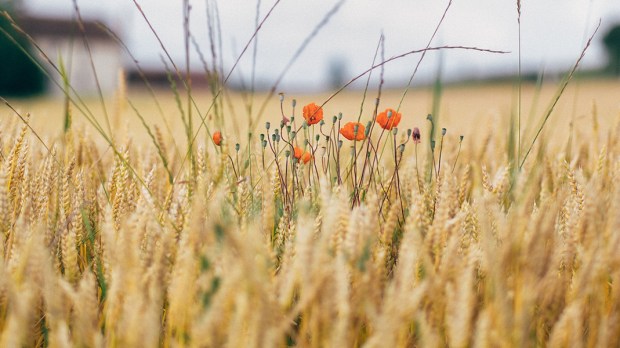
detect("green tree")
[0,3,46,96]
[603,24,620,76]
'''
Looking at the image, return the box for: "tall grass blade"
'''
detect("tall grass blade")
[58,56,72,134]
[519,21,600,170]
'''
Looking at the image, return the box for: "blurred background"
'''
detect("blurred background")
[1,0,620,96]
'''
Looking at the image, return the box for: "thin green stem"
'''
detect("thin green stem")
[519,21,599,170]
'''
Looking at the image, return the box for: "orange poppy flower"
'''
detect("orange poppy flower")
[293,146,312,164]
[376,108,401,130]
[339,122,366,141]
[302,102,323,125]
[213,131,222,146]
[301,152,312,164]
[293,146,303,159]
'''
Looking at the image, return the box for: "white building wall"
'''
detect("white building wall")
[36,37,121,96]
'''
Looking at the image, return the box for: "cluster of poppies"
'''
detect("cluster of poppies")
[299,102,403,142]
[212,102,419,165]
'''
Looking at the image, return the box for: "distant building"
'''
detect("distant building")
[17,15,123,96]
[126,69,213,90]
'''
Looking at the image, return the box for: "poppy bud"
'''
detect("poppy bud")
[235,143,240,152]
[413,127,421,144]
[338,112,343,120]
[333,116,338,123]
[260,133,265,142]
[392,128,398,136]
[262,140,267,148]
[315,134,320,141]
[460,135,464,141]
[292,99,297,107]
[266,122,271,130]
[441,128,447,136]
[285,150,290,157]
[407,129,412,138]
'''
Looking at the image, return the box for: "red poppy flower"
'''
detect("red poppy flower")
[213,131,222,146]
[376,108,401,130]
[302,102,324,125]
[339,122,366,141]
[301,152,312,164]
[293,146,312,164]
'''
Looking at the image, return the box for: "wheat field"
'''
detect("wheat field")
[3,0,620,344]
[0,75,619,347]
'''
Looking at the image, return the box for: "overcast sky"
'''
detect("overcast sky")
[22,0,620,90]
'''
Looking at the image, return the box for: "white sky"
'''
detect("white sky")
[22,0,620,90]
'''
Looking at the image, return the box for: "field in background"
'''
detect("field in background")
[5,78,619,150]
